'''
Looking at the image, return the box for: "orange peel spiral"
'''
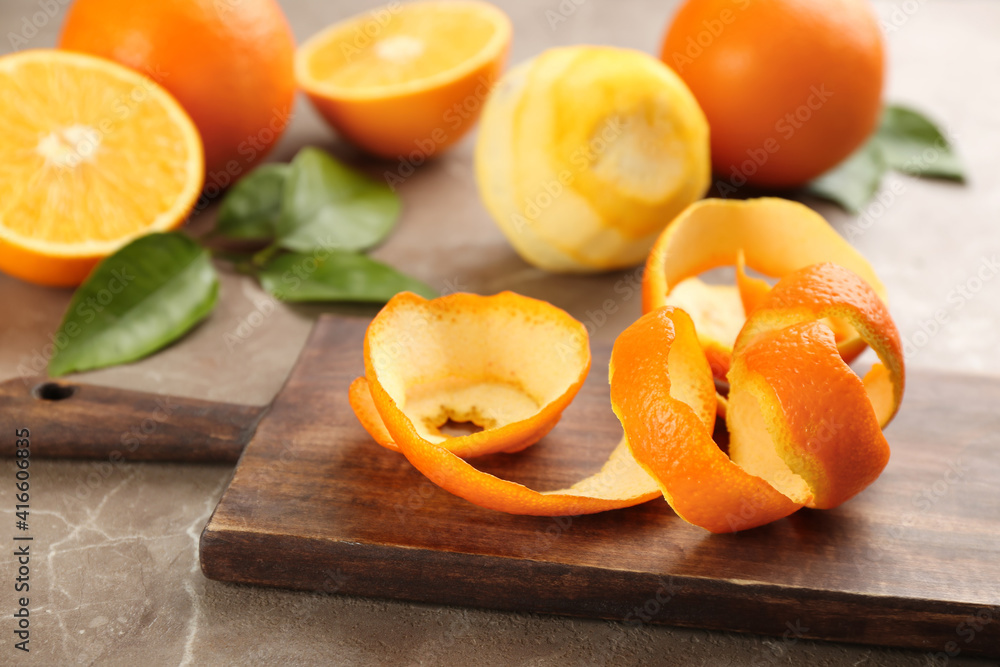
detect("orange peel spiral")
[349,291,663,515]
[349,202,905,533]
[642,197,887,379]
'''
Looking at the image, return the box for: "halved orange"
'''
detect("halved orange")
[0,49,203,287]
[296,0,511,159]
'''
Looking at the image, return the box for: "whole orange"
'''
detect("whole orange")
[661,0,884,188]
[60,0,296,185]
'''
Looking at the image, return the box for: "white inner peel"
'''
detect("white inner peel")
[405,378,541,445]
[36,124,101,169]
[375,36,425,63]
[665,278,747,352]
[727,385,811,504]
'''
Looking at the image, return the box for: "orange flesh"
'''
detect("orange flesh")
[304,4,502,93]
[0,50,203,286]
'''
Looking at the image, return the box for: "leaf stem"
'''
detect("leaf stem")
[252,243,282,268]
[210,248,253,263]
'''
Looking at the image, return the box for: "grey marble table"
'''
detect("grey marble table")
[1,0,998,664]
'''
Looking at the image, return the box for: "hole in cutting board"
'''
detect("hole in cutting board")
[33,382,76,401]
[439,419,484,437]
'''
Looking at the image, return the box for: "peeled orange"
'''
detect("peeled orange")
[297,0,512,160]
[476,46,710,273]
[0,50,203,287]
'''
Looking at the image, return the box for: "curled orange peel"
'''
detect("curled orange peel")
[609,306,802,532]
[642,198,887,379]
[349,291,663,514]
[355,291,591,459]
[350,250,904,533]
[725,263,904,514]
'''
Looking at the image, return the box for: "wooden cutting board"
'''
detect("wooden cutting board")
[0,376,264,462]
[200,314,1000,658]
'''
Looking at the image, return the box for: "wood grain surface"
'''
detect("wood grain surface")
[200,314,1000,657]
[0,376,264,462]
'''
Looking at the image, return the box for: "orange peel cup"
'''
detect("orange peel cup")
[349,202,905,532]
[350,291,662,515]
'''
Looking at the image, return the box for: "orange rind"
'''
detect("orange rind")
[350,290,663,514]
[609,307,803,532]
[727,321,888,511]
[732,262,905,428]
[642,198,887,379]
[725,268,903,511]
[359,291,591,459]
[349,376,398,451]
[350,239,904,532]
[296,1,512,159]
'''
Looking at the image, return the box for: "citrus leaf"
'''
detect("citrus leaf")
[277,148,401,253]
[259,250,436,302]
[48,233,219,376]
[804,140,887,214]
[876,105,965,181]
[215,163,288,240]
[804,104,965,212]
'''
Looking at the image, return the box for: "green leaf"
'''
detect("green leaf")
[48,233,219,376]
[875,105,965,181]
[259,250,436,302]
[277,148,401,253]
[215,163,288,240]
[805,104,966,212]
[805,140,887,213]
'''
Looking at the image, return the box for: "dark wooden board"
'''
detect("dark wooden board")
[0,376,263,462]
[200,314,1000,657]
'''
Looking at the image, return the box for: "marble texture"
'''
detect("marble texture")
[1,0,998,664]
